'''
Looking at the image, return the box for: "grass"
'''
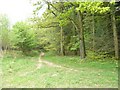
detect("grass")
[1,53,118,88]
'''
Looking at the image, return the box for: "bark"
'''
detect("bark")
[111,13,119,59]
[60,26,64,56]
[78,10,86,59]
[111,4,119,59]
[71,20,79,32]
[92,15,95,52]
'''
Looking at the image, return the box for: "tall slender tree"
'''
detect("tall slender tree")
[111,3,119,59]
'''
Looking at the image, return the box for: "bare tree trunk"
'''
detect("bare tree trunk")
[112,13,119,59]
[118,24,120,58]
[67,11,86,59]
[60,26,64,56]
[111,3,119,59]
[78,10,86,59]
[92,14,95,52]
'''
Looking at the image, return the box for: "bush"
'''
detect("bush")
[11,22,38,55]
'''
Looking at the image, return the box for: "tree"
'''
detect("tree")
[11,21,38,54]
[32,1,118,59]
[77,10,86,59]
[0,13,10,52]
[110,2,119,59]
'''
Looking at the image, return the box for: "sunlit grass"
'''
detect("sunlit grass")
[2,54,118,88]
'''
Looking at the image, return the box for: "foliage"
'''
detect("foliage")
[0,13,10,50]
[1,2,119,87]
[1,2,119,58]
[35,28,59,52]
[32,2,118,58]
[11,22,38,54]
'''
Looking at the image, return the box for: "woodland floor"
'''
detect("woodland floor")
[1,55,118,88]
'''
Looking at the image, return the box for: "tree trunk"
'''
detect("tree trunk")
[92,14,95,52]
[111,13,119,59]
[60,26,64,56]
[111,4,119,59]
[118,23,120,58]
[78,10,86,59]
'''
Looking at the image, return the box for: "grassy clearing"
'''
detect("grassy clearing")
[2,54,118,88]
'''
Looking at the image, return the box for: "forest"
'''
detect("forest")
[0,1,120,88]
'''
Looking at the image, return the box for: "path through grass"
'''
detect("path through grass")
[2,55,118,88]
